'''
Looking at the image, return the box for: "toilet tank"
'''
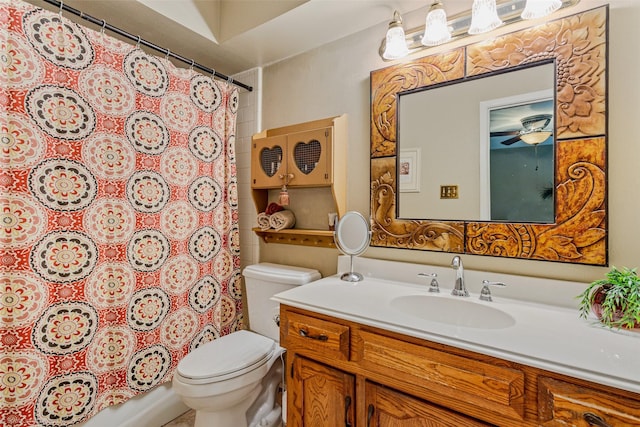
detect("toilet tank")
[242,263,321,341]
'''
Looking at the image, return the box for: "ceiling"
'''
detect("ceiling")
[28,0,477,78]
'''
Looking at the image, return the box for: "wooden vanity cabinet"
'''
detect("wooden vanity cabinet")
[280,305,640,427]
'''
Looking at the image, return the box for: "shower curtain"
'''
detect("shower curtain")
[0,1,242,426]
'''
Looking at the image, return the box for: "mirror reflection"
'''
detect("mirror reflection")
[398,62,555,222]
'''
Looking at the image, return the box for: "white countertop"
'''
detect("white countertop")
[272,258,640,395]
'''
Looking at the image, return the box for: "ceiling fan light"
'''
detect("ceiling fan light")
[520,131,552,145]
[421,1,452,47]
[468,0,503,35]
[521,114,552,131]
[382,11,409,60]
[521,0,562,20]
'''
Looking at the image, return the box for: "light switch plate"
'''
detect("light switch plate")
[440,185,458,199]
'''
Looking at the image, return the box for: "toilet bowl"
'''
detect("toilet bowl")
[172,330,284,427]
[172,263,321,427]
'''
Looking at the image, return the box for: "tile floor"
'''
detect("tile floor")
[162,409,195,427]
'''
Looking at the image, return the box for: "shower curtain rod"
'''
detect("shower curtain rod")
[43,0,253,92]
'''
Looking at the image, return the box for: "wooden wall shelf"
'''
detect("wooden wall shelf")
[251,115,346,248]
[252,228,335,248]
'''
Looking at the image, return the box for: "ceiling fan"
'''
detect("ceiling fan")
[490,114,553,146]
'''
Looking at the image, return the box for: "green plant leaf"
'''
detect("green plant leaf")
[577,266,640,329]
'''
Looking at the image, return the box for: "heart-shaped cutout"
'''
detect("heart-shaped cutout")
[293,140,321,175]
[260,146,283,177]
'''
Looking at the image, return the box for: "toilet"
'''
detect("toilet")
[172,263,321,427]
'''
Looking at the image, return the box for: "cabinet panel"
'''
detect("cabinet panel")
[354,329,525,421]
[252,134,287,188]
[365,382,493,427]
[282,311,350,361]
[289,357,355,427]
[287,127,332,186]
[538,377,640,426]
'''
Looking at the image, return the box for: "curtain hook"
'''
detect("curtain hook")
[189,60,195,71]
[227,76,233,85]
[135,35,141,49]
[59,0,64,17]
[210,68,216,81]
[165,49,171,61]
[100,20,106,36]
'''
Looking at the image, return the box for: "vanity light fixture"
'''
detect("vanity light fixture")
[421,1,452,46]
[379,0,579,61]
[468,0,503,34]
[521,0,562,19]
[382,10,410,60]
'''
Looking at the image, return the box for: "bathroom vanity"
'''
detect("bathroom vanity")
[274,258,640,426]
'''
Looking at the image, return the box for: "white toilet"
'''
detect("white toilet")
[172,263,321,427]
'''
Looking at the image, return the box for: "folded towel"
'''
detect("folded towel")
[269,210,296,231]
[265,202,284,215]
[257,212,271,231]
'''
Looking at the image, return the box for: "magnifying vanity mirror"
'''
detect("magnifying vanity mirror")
[370,6,608,265]
[334,211,371,282]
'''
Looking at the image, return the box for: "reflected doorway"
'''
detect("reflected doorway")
[480,90,554,223]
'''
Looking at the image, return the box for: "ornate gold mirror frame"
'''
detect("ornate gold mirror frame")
[370,6,607,265]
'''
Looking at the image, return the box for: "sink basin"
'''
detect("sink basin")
[390,295,516,329]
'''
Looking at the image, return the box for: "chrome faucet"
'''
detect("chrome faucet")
[450,256,469,297]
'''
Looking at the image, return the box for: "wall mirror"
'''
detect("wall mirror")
[370,6,607,265]
[335,211,371,282]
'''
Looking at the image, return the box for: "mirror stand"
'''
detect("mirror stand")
[341,255,363,282]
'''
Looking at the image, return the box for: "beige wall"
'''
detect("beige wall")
[256,0,640,284]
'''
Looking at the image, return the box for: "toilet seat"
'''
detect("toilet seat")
[176,330,277,385]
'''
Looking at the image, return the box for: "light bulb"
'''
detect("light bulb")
[520,131,552,145]
[421,1,452,46]
[521,0,562,20]
[468,0,503,35]
[382,11,409,60]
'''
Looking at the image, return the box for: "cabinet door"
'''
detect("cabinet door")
[365,382,493,427]
[287,127,332,187]
[289,356,355,427]
[252,134,287,188]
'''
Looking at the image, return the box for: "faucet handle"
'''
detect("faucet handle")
[479,280,506,302]
[418,273,440,293]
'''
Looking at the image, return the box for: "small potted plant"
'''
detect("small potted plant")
[578,266,640,330]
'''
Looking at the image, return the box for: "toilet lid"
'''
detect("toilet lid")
[177,330,276,380]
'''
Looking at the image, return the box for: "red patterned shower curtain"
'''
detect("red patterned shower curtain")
[0,1,242,425]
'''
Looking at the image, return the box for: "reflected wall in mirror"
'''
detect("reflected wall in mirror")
[370,6,607,265]
[398,63,555,222]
